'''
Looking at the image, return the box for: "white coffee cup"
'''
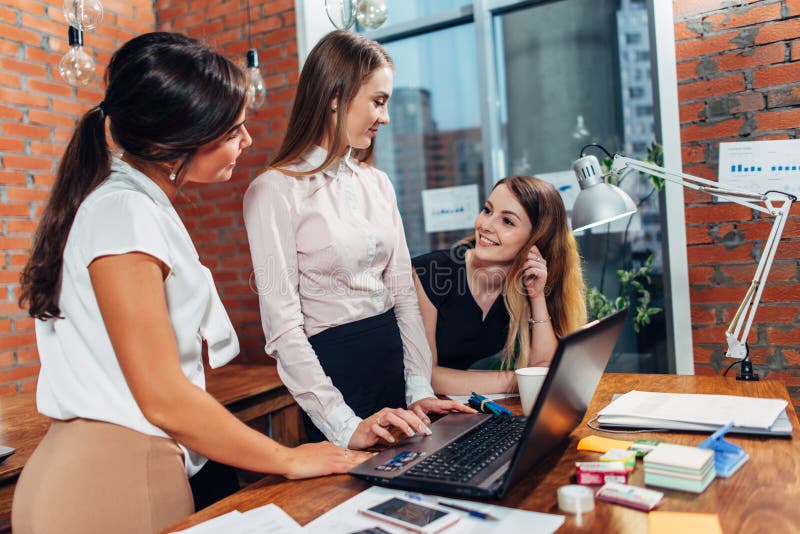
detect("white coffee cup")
[515,367,549,416]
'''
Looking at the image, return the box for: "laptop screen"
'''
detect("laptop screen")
[503,308,628,493]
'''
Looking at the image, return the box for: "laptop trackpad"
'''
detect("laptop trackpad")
[350,413,490,478]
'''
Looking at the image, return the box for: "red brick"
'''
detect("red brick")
[16,348,38,364]
[5,186,51,202]
[678,73,745,102]
[2,155,52,172]
[0,138,25,152]
[755,18,800,45]
[715,43,786,73]
[755,108,800,130]
[767,86,800,108]
[792,41,800,62]
[753,62,800,89]
[20,12,63,36]
[2,122,50,140]
[0,87,48,109]
[6,220,38,234]
[33,173,56,187]
[0,22,41,46]
[687,243,757,264]
[0,333,36,351]
[0,203,30,217]
[680,117,746,143]
[704,3,782,32]
[27,78,74,99]
[0,364,39,383]
[691,306,716,324]
[680,102,705,124]
[676,59,702,81]
[690,323,730,343]
[0,104,23,121]
[262,0,293,16]
[674,0,734,19]
[28,109,76,130]
[762,284,800,302]
[0,71,22,90]
[688,263,715,285]
[766,327,800,345]
[675,31,743,61]
[722,304,798,323]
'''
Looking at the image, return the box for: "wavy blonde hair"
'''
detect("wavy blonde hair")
[497,176,587,369]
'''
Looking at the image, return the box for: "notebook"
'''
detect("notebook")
[348,308,628,499]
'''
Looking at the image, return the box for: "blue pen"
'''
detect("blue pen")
[404,492,498,521]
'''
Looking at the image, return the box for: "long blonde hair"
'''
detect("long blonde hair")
[498,176,587,368]
[269,30,392,175]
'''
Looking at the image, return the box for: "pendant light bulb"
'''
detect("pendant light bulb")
[356,0,388,30]
[63,0,103,32]
[245,49,266,110]
[59,26,96,87]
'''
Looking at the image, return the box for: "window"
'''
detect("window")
[374,24,482,255]
[300,0,688,373]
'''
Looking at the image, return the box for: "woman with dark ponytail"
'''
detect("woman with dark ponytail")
[13,32,369,534]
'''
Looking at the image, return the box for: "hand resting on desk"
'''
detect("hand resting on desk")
[282,442,372,479]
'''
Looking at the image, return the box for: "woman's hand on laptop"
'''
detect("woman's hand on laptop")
[409,397,477,423]
[282,442,372,479]
[348,407,432,449]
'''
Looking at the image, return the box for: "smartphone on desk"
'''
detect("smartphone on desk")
[359,497,459,534]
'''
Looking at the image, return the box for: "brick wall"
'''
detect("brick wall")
[0,0,155,394]
[0,0,297,394]
[674,0,800,411]
[157,0,298,363]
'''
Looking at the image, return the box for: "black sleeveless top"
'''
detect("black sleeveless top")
[412,244,510,370]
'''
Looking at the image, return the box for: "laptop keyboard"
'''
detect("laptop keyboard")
[404,416,527,484]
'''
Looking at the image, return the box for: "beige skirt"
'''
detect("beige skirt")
[12,418,194,534]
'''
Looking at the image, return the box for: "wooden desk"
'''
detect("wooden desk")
[0,364,299,522]
[165,373,800,534]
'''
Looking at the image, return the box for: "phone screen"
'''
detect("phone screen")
[367,498,448,527]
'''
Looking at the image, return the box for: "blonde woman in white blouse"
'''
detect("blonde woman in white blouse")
[13,33,369,534]
[244,31,473,451]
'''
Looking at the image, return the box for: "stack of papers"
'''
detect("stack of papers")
[597,390,790,435]
[643,444,716,493]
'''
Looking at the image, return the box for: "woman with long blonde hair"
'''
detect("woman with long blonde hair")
[413,176,587,395]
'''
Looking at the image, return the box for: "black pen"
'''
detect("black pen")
[436,500,498,520]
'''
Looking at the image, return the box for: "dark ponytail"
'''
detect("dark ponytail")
[19,106,109,320]
[19,32,247,320]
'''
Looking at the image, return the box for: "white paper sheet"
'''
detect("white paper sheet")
[304,485,564,534]
[170,504,302,534]
[597,390,787,429]
[421,184,480,233]
[718,140,800,199]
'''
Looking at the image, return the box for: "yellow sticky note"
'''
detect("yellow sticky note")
[577,435,634,453]
[649,512,722,534]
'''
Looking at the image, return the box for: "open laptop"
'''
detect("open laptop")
[350,308,628,499]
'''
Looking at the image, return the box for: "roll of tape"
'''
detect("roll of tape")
[557,484,595,514]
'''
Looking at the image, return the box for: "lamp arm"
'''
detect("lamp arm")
[610,154,796,361]
[610,155,776,216]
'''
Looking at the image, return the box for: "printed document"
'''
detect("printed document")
[598,390,787,429]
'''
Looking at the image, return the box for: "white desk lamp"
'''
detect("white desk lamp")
[572,152,796,381]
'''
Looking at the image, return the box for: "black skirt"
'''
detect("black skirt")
[302,308,406,443]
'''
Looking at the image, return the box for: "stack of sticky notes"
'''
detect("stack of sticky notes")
[643,443,716,493]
